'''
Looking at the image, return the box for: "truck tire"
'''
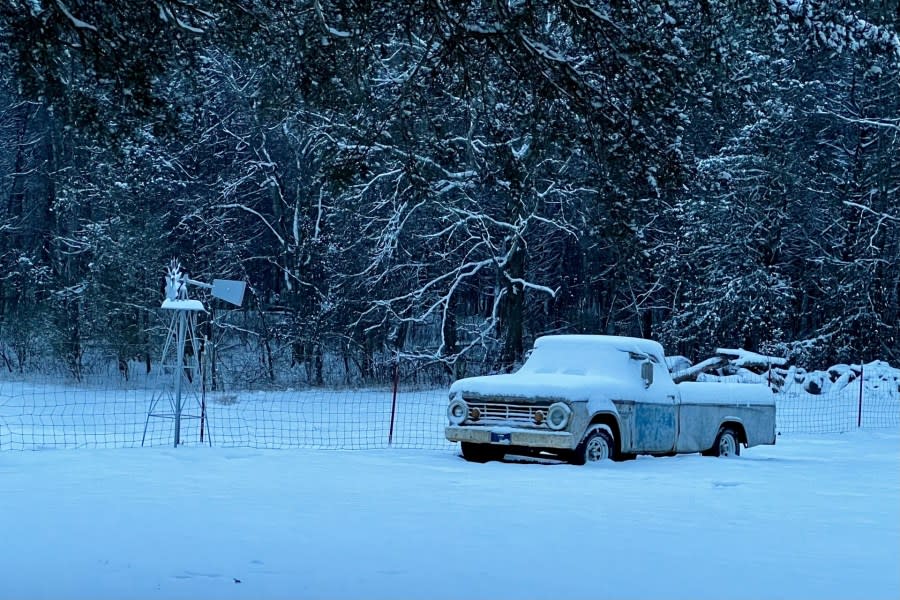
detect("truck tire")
[705,426,741,457]
[460,442,505,463]
[571,426,616,465]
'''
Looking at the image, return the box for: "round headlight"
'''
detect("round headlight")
[546,402,571,431]
[448,398,468,425]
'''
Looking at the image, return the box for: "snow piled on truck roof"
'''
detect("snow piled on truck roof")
[523,335,661,376]
[533,334,664,356]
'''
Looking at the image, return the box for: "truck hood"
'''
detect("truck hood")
[450,373,621,405]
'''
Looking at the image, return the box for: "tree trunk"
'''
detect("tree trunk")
[500,237,525,371]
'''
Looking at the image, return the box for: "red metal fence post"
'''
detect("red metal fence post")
[857,363,864,429]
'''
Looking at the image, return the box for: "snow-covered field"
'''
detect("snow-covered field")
[2,430,898,600]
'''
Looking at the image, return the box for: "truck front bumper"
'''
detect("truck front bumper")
[446,426,574,449]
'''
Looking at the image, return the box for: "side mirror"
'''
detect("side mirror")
[641,360,654,388]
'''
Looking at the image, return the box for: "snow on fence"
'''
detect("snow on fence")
[773,361,900,434]
[0,367,897,451]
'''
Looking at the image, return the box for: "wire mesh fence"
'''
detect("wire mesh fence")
[775,360,900,434]
[776,387,899,433]
[0,374,453,451]
[0,371,897,451]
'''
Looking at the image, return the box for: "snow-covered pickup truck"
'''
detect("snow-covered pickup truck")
[445,335,776,463]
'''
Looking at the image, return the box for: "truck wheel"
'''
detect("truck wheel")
[460,442,505,463]
[706,427,741,457]
[572,426,616,465]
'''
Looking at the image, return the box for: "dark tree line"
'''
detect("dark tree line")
[0,1,898,383]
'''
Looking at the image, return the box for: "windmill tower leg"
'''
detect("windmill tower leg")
[174,310,187,447]
[142,312,178,447]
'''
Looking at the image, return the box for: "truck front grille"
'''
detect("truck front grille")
[465,401,552,426]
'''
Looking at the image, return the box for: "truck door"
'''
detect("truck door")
[632,394,677,453]
[631,357,678,453]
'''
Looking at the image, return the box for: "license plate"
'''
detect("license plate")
[490,431,512,444]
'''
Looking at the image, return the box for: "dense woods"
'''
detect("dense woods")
[0,1,898,384]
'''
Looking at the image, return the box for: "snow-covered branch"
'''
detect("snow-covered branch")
[314,0,351,38]
[715,349,788,369]
[815,110,900,132]
[503,274,556,298]
[54,0,97,31]
[218,203,286,246]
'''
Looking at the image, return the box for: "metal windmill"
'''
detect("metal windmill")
[143,259,246,447]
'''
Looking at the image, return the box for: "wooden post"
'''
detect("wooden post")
[857,363,864,428]
[209,306,217,392]
[388,357,399,446]
[200,335,207,444]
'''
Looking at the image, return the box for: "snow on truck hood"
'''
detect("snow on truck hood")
[450,373,626,403]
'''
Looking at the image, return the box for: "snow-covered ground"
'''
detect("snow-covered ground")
[2,430,898,600]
